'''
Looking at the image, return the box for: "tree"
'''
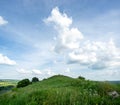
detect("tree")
[17,79,30,88]
[78,76,85,80]
[32,77,39,83]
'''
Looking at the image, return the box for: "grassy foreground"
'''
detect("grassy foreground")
[0,75,120,105]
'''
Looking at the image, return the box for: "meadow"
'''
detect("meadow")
[0,75,120,105]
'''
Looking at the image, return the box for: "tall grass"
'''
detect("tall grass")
[0,75,120,105]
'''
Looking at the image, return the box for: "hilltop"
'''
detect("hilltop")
[0,75,120,105]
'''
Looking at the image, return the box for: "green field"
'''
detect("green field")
[0,79,18,95]
[0,80,18,86]
[0,75,120,105]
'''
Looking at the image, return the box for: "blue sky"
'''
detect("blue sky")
[0,0,120,80]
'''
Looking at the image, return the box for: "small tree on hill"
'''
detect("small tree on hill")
[78,76,85,80]
[32,77,39,83]
[17,79,30,88]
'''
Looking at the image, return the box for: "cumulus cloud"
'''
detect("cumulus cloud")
[44,7,83,53]
[32,69,42,75]
[0,54,16,65]
[45,7,120,70]
[64,68,70,73]
[88,69,120,80]
[0,16,8,26]
[17,68,55,77]
[17,68,32,74]
[44,7,72,29]
[43,69,55,76]
[68,39,120,69]
[17,68,42,75]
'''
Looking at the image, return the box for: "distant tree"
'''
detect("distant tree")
[17,79,30,88]
[78,76,85,80]
[32,77,39,83]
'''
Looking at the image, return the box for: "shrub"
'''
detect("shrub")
[78,76,85,80]
[32,77,39,83]
[17,79,30,88]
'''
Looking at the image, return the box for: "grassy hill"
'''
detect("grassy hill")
[0,75,120,105]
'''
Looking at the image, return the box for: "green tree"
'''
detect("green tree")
[17,79,30,88]
[78,76,85,80]
[32,77,39,82]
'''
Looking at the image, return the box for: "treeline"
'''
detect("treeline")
[17,77,39,88]
[0,85,14,91]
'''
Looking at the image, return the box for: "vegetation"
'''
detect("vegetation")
[78,75,85,80]
[0,79,18,95]
[17,79,31,88]
[32,77,39,83]
[0,79,18,86]
[0,75,120,105]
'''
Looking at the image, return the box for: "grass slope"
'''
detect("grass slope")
[0,75,120,105]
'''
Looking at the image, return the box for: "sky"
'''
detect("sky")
[0,0,120,80]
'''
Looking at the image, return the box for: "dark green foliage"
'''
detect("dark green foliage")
[0,85,14,95]
[32,77,39,83]
[0,75,120,105]
[78,75,85,80]
[17,79,30,88]
[0,85,14,91]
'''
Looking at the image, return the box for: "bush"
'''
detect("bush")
[17,79,30,88]
[32,77,39,83]
[78,76,85,80]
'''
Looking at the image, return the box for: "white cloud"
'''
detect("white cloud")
[17,68,32,74]
[45,69,55,76]
[44,7,83,53]
[0,54,16,65]
[68,39,120,69]
[0,16,8,26]
[45,7,120,70]
[64,68,70,73]
[45,7,72,29]
[88,69,120,80]
[17,68,42,75]
[17,68,55,77]
[32,69,42,75]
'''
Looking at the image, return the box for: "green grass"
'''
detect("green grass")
[0,75,120,105]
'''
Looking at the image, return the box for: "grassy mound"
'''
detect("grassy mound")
[0,75,120,105]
